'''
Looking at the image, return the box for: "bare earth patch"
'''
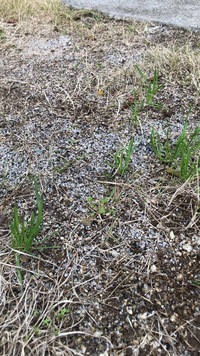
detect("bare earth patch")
[0,9,200,356]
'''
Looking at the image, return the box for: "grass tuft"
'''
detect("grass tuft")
[0,0,72,24]
[151,124,200,180]
[111,138,134,177]
[10,178,43,253]
[10,178,43,285]
[144,45,200,91]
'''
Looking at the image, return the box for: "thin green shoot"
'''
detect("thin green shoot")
[111,138,134,177]
[134,65,161,107]
[145,69,159,105]
[134,64,147,81]
[191,279,200,288]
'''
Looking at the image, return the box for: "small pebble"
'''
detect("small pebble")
[170,313,178,322]
[177,273,183,281]
[138,312,148,320]
[182,243,193,252]
[150,264,157,273]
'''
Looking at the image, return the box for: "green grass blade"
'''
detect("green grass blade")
[23,179,43,252]
[151,129,163,161]
[134,64,147,81]
[13,207,20,237]
[124,138,134,168]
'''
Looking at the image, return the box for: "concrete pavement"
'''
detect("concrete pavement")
[63,0,200,31]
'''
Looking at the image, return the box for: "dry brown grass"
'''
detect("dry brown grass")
[144,44,200,91]
[0,256,94,355]
[0,0,73,23]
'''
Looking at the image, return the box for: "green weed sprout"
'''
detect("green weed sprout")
[151,124,200,180]
[145,69,159,105]
[55,307,70,320]
[112,138,134,177]
[10,178,43,285]
[134,65,161,108]
[87,190,115,217]
[132,89,143,123]
[11,178,43,253]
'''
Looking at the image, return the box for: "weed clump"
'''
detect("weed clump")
[10,178,43,253]
[151,124,200,180]
[111,138,134,177]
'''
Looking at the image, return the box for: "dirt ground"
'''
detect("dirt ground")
[0,9,200,355]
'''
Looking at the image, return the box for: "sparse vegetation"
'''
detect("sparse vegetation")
[0,1,200,355]
[10,178,43,254]
[130,67,162,122]
[110,137,134,177]
[135,65,161,107]
[87,190,115,217]
[10,178,43,284]
[151,124,200,180]
[0,0,72,23]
